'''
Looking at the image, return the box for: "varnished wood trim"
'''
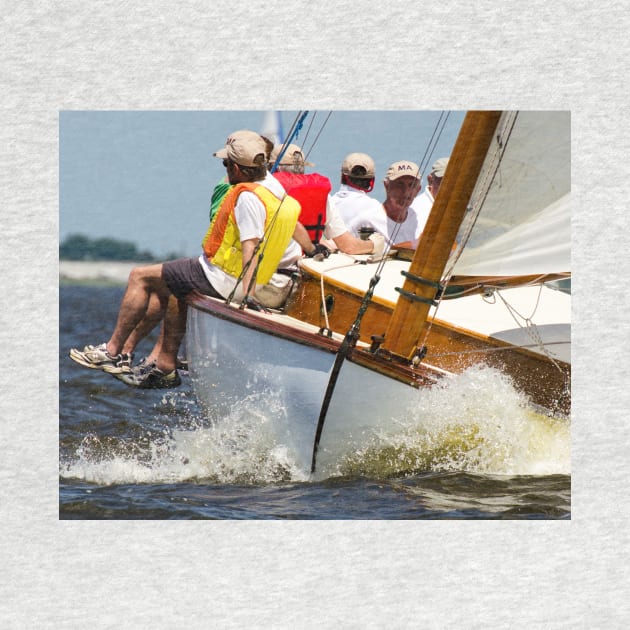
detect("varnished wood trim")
[187,291,342,355]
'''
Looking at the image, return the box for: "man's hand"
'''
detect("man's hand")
[306,243,331,261]
[368,232,385,258]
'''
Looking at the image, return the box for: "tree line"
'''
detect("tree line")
[60,234,157,261]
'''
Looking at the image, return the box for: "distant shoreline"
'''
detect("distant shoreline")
[59,260,136,285]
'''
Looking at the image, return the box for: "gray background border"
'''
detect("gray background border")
[2,1,627,627]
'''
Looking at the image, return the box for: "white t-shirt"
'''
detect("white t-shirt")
[409,188,434,236]
[200,172,298,299]
[331,184,388,239]
[323,196,347,240]
[386,210,422,246]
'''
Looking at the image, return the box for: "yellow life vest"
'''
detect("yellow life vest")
[202,181,300,285]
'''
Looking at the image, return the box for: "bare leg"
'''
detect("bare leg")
[152,296,188,373]
[121,291,168,355]
[106,264,170,356]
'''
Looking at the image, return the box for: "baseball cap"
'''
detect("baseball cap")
[341,152,375,179]
[430,157,449,178]
[385,160,421,181]
[214,130,267,167]
[270,143,314,167]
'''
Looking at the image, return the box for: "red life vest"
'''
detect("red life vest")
[273,172,331,243]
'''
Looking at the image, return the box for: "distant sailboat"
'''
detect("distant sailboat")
[185,110,571,475]
[260,111,284,146]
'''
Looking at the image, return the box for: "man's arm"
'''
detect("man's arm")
[332,231,374,255]
[292,222,317,255]
[241,237,261,296]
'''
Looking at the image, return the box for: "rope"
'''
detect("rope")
[491,284,566,372]
[423,281,568,372]
[310,249,389,473]
[310,111,462,470]
[316,253,393,333]
[317,258,360,332]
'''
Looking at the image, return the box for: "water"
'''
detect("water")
[59,284,571,519]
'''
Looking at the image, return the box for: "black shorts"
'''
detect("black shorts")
[161,257,223,300]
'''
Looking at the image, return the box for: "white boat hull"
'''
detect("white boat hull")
[187,303,335,469]
[187,297,443,475]
[186,292,571,478]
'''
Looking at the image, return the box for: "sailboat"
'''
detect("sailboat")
[185,111,570,476]
[260,110,284,147]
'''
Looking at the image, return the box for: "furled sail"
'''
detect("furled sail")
[447,111,570,278]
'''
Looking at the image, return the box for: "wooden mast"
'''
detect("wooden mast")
[382,110,503,359]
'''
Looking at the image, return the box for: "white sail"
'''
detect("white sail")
[449,111,570,277]
[260,111,284,146]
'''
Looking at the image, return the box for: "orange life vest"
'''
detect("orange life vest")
[202,182,300,285]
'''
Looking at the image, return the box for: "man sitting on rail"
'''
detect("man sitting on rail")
[70,130,302,389]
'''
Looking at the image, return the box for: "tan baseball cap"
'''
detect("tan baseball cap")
[270,143,314,167]
[385,160,421,181]
[214,130,267,167]
[341,152,375,178]
[430,157,449,177]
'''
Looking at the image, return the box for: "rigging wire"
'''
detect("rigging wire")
[216,109,489,471]
[381,111,452,253]
[270,110,309,173]
[270,110,333,172]
[441,111,518,282]
[492,283,566,373]
[303,111,333,164]
[417,111,450,175]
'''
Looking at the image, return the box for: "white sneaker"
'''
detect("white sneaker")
[69,343,133,373]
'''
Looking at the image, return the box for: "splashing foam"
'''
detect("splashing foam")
[60,390,310,486]
[338,365,570,477]
[60,365,570,485]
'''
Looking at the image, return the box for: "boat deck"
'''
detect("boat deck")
[298,254,571,364]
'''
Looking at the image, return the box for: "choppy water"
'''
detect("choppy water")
[60,285,571,519]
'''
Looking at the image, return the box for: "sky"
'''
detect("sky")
[59,110,465,258]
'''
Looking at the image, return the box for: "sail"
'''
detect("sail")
[447,111,570,278]
[260,111,284,146]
